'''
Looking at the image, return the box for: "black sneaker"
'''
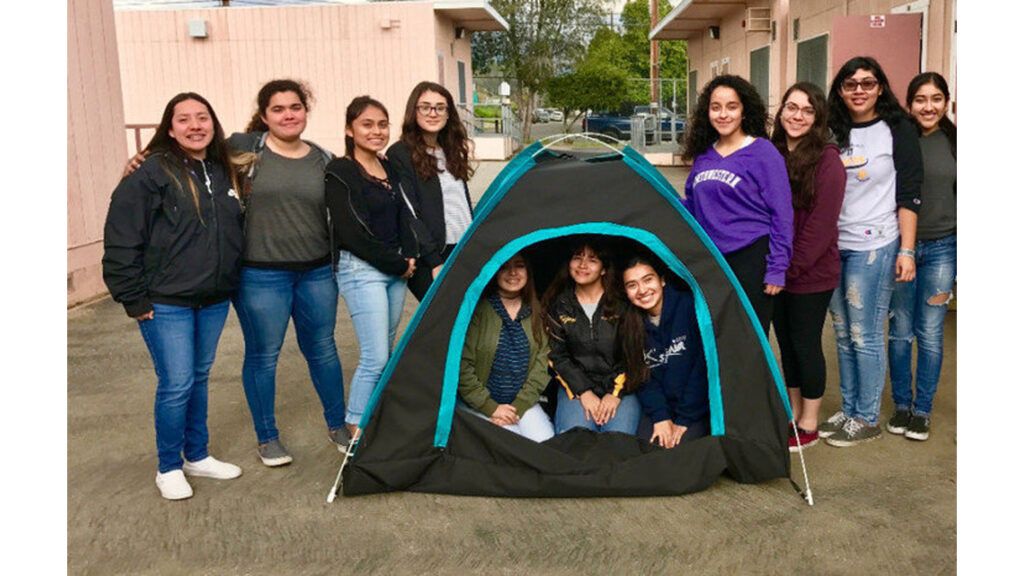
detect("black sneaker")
[886,409,912,435]
[258,438,293,467]
[818,411,848,438]
[905,414,931,441]
[328,427,353,453]
[825,418,882,447]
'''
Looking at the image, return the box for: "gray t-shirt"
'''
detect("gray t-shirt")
[230,133,331,267]
[580,301,599,322]
[430,147,472,245]
[916,131,956,241]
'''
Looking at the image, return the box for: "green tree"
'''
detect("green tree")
[546,63,629,129]
[471,0,608,142]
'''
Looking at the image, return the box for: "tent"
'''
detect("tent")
[334,141,798,499]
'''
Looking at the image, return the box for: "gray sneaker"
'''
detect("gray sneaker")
[818,411,849,439]
[905,414,931,441]
[886,409,913,435]
[825,418,882,447]
[258,439,293,467]
[328,427,352,453]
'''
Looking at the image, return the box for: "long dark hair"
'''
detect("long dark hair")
[400,81,475,182]
[344,96,389,159]
[245,79,313,133]
[617,255,672,387]
[682,74,769,161]
[906,72,956,158]
[541,237,621,334]
[770,82,831,210]
[827,56,909,150]
[484,252,545,344]
[143,92,247,219]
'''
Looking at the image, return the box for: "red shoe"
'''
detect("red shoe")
[788,427,819,452]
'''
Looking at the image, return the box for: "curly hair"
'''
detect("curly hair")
[245,79,314,134]
[400,81,475,183]
[682,74,769,161]
[827,56,910,150]
[770,82,832,210]
[906,72,956,159]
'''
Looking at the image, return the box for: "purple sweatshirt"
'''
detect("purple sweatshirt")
[786,144,846,294]
[683,137,794,286]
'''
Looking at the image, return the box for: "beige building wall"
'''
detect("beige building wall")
[68,0,129,307]
[115,2,445,156]
[433,14,474,109]
[681,0,955,113]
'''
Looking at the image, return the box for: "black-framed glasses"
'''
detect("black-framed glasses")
[416,103,449,116]
[841,77,879,93]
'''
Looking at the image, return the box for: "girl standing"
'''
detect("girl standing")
[885,72,957,442]
[620,257,709,449]
[822,56,923,448]
[459,253,555,442]
[103,93,247,500]
[388,81,475,301]
[230,80,348,467]
[326,96,433,439]
[542,238,640,435]
[769,82,846,451]
[681,75,793,334]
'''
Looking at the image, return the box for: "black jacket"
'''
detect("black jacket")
[386,141,473,251]
[324,156,440,277]
[545,288,628,398]
[102,153,244,317]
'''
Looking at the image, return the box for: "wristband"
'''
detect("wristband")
[898,248,915,259]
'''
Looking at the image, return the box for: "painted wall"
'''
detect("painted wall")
[114,2,440,156]
[68,0,129,307]
[683,0,955,113]
[434,14,474,109]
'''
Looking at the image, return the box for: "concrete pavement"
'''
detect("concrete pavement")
[67,160,955,575]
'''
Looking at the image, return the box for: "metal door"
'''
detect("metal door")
[831,13,922,101]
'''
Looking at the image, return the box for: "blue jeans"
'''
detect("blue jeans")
[829,239,898,426]
[336,251,407,426]
[234,264,345,444]
[554,387,642,434]
[138,301,230,473]
[888,234,956,416]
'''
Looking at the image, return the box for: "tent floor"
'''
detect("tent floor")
[68,163,956,574]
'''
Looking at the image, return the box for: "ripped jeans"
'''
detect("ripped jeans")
[888,233,956,416]
[829,239,898,426]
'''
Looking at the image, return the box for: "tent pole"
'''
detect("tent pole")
[789,420,815,506]
[326,437,358,503]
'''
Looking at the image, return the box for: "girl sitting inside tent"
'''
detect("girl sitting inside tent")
[458,252,555,442]
[620,256,710,449]
[542,237,641,435]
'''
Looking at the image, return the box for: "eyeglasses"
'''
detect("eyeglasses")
[782,103,816,118]
[841,77,880,93]
[416,103,449,116]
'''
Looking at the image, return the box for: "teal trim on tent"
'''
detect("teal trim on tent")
[434,223,723,448]
[353,144,541,437]
[619,147,792,420]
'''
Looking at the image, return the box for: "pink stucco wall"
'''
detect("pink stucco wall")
[68,0,129,307]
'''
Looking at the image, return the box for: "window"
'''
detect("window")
[749,46,770,106]
[688,69,698,114]
[796,34,829,92]
[457,61,467,105]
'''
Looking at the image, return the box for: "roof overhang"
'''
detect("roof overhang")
[650,0,748,41]
[433,1,509,32]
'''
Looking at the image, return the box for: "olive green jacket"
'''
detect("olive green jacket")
[458,298,550,417]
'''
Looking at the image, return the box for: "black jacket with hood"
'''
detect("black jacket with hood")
[323,156,441,276]
[545,288,629,398]
[102,152,245,317]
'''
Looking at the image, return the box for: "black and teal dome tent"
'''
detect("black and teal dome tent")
[334,141,796,498]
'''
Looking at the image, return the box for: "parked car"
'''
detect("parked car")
[531,108,551,123]
[581,107,685,144]
[548,109,564,122]
[634,106,687,142]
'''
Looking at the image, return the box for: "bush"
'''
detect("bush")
[474,105,502,118]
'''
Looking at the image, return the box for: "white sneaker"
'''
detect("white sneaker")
[156,470,194,500]
[182,456,242,480]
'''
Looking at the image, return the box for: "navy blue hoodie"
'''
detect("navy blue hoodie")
[637,284,709,427]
